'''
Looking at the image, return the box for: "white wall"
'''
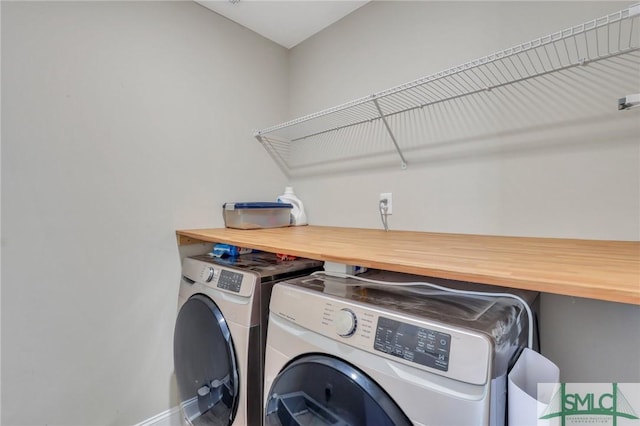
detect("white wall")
[3,2,639,425]
[0,1,3,421]
[1,2,287,425]
[288,2,640,382]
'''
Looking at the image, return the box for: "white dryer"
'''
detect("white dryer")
[173,253,322,426]
[263,271,538,426]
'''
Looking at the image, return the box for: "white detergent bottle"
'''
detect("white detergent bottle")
[277,186,308,226]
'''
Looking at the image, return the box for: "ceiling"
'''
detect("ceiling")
[196,1,369,49]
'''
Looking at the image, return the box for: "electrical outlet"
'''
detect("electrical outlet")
[380,192,393,215]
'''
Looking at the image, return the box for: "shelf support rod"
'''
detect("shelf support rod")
[372,97,408,170]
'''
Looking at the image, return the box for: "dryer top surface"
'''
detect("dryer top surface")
[190,252,323,282]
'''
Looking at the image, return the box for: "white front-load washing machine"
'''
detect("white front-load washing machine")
[263,271,538,426]
[173,253,322,426]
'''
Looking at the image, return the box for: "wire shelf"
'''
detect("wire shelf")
[255,5,640,177]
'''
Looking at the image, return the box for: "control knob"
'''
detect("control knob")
[204,267,215,282]
[335,308,357,337]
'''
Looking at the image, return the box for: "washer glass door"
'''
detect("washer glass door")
[265,354,411,426]
[174,294,239,425]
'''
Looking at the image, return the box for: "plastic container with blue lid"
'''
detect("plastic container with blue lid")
[222,202,293,229]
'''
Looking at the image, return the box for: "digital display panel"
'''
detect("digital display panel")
[217,270,243,293]
[374,316,451,371]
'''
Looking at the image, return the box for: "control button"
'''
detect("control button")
[335,308,357,337]
[204,267,214,282]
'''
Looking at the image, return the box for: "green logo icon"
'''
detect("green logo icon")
[540,383,639,426]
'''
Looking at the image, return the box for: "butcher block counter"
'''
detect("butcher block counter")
[176,226,640,305]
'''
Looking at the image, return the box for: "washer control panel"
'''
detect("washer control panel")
[271,283,491,385]
[181,257,255,298]
[374,316,451,371]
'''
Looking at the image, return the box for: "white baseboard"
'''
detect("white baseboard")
[135,398,197,426]
[134,406,182,426]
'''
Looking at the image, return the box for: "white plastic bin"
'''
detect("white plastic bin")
[222,202,292,229]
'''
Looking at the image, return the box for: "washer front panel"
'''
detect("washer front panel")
[269,282,492,385]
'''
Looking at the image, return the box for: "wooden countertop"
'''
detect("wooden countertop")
[176,226,640,305]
